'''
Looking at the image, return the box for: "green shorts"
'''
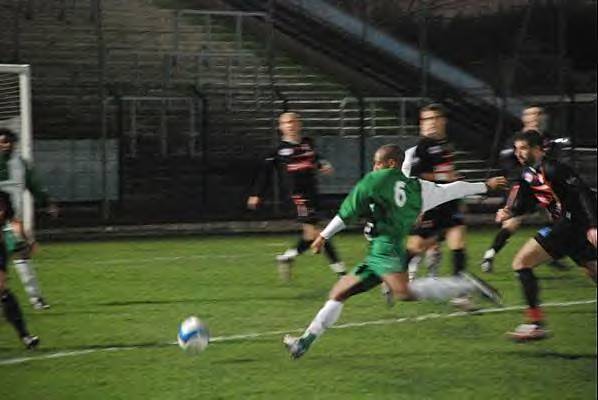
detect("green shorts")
[351,239,406,282]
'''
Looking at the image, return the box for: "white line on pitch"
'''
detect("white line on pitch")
[0,299,595,366]
[86,246,289,265]
[39,244,290,267]
[91,254,252,265]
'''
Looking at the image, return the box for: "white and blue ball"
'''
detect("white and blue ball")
[177,316,209,354]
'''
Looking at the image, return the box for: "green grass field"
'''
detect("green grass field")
[0,228,596,400]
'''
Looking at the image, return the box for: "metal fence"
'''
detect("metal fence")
[5,0,596,229]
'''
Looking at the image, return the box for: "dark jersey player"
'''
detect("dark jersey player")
[404,104,468,285]
[496,130,596,341]
[247,112,346,279]
[481,106,570,272]
[0,190,39,349]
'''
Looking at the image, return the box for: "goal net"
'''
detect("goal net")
[0,64,34,236]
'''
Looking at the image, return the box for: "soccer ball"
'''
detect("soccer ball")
[177,316,209,354]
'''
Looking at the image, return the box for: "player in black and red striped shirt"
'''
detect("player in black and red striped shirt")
[497,130,596,341]
[247,112,346,279]
[481,106,570,272]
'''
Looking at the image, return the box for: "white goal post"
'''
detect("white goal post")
[0,64,35,237]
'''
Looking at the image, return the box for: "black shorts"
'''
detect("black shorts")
[291,193,320,224]
[534,219,597,266]
[410,200,465,239]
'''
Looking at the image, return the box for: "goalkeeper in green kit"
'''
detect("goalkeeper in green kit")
[283,144,508,359]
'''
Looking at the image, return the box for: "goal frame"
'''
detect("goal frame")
[0,64,35,237]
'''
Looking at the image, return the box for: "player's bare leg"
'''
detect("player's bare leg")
[283,274,376,359]
[406,236,433,281]
[508,238,553,341]
[382,270,500,308]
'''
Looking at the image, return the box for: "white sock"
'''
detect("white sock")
[306,300,344,337]
[283,249,299,258]
[483,249,496,260]
[13,259,42,300]
[329,262,346,274]
[408,255,422,282]
[409,277,475,301]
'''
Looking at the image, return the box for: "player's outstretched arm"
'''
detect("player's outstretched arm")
[311,174,375,253]
[312,215,347,254]
[485,176,508,191]
[311,218,342,254]
[419,176,507,213]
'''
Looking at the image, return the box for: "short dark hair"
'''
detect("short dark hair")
[376,144,404,164]
[420,103,447,117]
[0,128,17,143]
[514,129,543,148]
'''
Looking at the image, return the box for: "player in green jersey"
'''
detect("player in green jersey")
[0,128,58,310]
[283,144,507,359]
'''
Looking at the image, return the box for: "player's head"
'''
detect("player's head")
[513,130,544,166]
[521,105,547,132]
[373,144,404,171]
[0,128,17,155]
[419,103,447,139]
[278,112,302,143]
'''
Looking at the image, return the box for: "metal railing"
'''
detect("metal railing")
[339,96,427,136]
[109,95,201,158]
[163,50,266,111]
[104,48,270,111]
[23,0,101,21]
[173,9,269,54]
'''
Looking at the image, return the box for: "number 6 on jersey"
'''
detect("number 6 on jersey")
[394,181,407,207]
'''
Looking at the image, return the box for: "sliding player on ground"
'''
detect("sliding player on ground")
[283,144,507,359]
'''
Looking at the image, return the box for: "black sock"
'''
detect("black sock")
[517,269,540,309]
[491,228,512,253]
[1,289,29,338]
[295,238,313,255]
[452,249,466,275]
[323,240,341,264]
